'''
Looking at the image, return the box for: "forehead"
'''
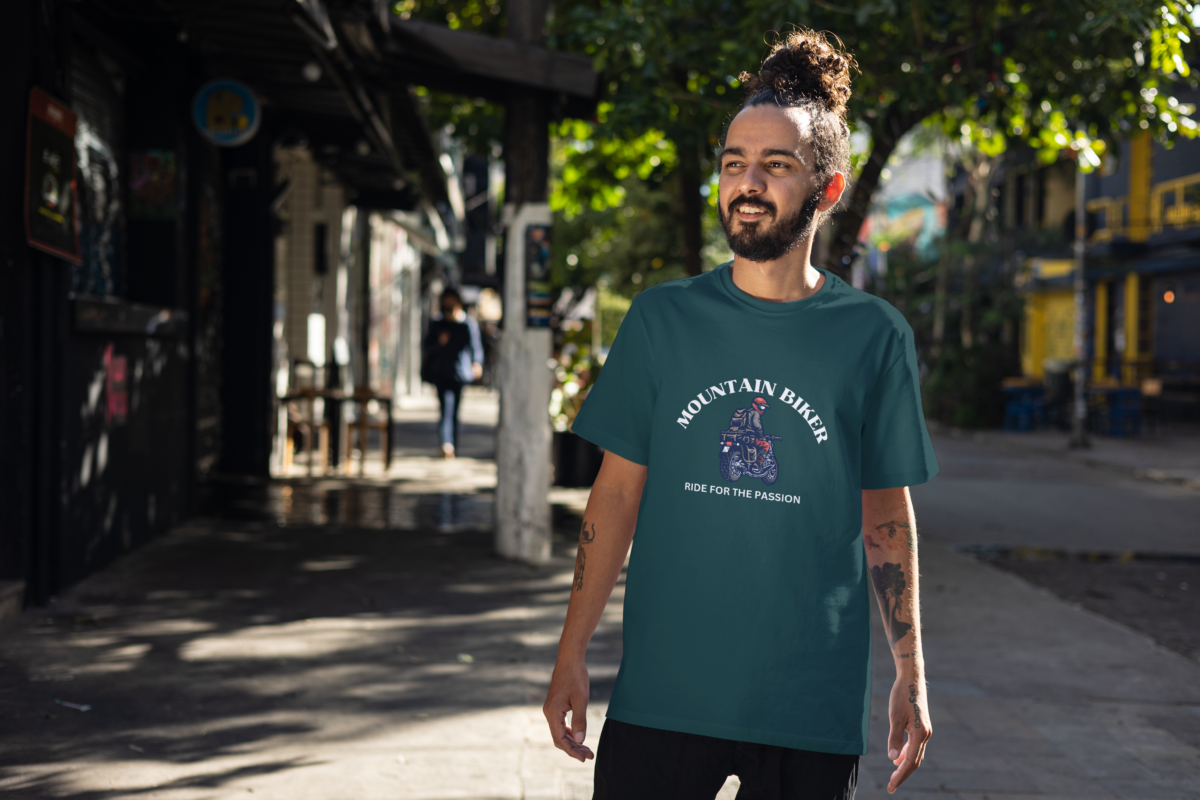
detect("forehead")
[723,105,815,162]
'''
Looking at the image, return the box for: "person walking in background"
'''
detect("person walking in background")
[422,288,483,459]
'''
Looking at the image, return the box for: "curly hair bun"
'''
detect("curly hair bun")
[738,30,856,118]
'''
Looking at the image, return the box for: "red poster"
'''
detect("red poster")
[25,87,81,263]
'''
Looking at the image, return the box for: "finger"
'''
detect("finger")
[544,700,574,755]
[570,701,588,745]
[887,715,905,763]
[913,725,931,767]
[559,731,595,761]
[887,744,918,792]
[887,726,929,792]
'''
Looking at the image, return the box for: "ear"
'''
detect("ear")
[818,172,847,211]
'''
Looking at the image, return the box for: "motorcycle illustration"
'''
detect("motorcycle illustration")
[718,429,782,485]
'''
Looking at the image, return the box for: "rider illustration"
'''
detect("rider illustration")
[719,397,781,485]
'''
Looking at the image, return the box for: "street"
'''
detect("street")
[2,413,1199,799]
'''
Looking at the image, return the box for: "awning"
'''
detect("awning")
[383,19,599,118]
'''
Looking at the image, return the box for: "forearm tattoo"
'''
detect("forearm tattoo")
[870,562,913,648]
[573,520,596,591]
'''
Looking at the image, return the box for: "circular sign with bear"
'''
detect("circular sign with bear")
[192,80,261,147]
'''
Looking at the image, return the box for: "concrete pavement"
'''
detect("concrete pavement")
[913,432,1200,555]
[931,424,1200,493]
[1,414,1198,799]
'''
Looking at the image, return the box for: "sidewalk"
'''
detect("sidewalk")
[2,412,1199,797]
[3,484,1197,799]
[933,423,1200,491]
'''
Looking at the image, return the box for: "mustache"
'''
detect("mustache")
[725,195,777,219]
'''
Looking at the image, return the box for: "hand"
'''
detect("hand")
[886,677,931,793]
[472,362,483,381]
[543,655,595,762]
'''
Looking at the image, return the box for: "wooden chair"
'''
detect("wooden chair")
[343,387,393,476]
[283,388,333,475]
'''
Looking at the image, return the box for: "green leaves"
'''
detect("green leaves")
[551,114,677,219]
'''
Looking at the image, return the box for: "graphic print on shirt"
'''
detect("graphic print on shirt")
[718,396,781,485]
[677,377,829,506]
[675,377,829,443]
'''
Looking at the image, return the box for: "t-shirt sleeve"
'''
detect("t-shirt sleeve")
[860,338,939,490]
[571,302,657,466]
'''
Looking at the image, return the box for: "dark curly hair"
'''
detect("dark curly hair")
[734,30,857,185]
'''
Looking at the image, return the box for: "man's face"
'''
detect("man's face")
[717,105,843,263]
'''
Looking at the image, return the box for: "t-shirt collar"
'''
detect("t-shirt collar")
[715,260,834,315]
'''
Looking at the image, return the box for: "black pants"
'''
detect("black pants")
[593,719,858,800]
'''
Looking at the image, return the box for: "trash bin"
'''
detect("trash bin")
[552,430,604,487]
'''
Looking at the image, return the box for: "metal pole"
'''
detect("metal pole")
[1069,157,1090,448]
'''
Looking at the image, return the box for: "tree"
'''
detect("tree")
[550,1,764,276]
[551,0,1198,275]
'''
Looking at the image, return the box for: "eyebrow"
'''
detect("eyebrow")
[718,146,804,162]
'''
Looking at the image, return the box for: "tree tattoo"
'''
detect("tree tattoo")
[573,520,596,591]
[870,563,913,647]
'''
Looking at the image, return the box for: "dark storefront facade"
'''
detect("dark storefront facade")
[0,0,596,612]
[0,0,426,608]
[1,3,247,606]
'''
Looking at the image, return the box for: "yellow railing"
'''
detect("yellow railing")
[1088,170,1200,242]
[1151,171,1200,233]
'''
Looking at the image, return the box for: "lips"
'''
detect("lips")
[726,195,775,221]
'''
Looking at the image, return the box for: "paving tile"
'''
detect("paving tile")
[939,697,1047,742]
[956,795,1104,800]
[887,767,1038,793]
[1034,724,1160,780]
[1099,778,1200,799]
[1008,754,1119,796]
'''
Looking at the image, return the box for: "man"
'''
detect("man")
[729,396,771,466]
[544,30,938,799]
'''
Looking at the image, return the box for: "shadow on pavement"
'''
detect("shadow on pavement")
[0,484,611,799]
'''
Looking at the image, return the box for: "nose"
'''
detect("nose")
[737,163,767,198]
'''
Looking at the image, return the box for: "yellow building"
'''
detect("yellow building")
[1019,122,1200,426]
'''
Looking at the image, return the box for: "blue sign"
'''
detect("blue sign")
[192,80,261,147]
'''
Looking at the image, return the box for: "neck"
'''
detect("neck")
[729,236,823,303]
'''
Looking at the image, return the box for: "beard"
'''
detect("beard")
[719,189,823,263]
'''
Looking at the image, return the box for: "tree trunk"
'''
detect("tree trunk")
[504,87,550,205]
[496,0,554,564]
[678,138,704,277]
[931,243,948,357]
[958,154,999,350]
[960,253,975,349]
[826,108,922,277]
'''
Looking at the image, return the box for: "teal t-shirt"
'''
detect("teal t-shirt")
[571,263,938,755]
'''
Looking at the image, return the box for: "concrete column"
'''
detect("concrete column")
[495,203,552,563]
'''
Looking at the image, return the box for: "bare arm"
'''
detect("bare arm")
[862,486,932,794]
[543,450,646,762]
